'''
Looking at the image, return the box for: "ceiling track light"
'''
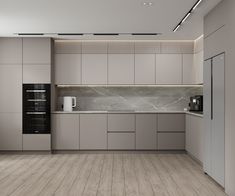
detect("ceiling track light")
[173,0,202,32]
[57,33,84,36]
[18,33,44,36]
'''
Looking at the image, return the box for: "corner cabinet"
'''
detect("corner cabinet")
[186,114,203,163]
[23,38,51,83]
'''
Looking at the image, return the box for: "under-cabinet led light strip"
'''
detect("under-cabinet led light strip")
[173,0,202,32]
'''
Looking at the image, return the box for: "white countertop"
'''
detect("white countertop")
[52,110,203,117]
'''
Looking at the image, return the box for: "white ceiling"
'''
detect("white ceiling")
[0,0,222,40]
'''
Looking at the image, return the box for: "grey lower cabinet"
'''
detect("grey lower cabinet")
[186,114,203,162]
[157,114,185,150]
[136,114,157,150]
[108,133,135,150]
[108,114,135,149]
[0,113,22,150]
[80,114,107,150]
[52,114,79,150]
[23,134,51,151]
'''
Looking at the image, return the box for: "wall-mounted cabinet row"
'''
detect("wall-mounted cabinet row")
[55,53,203,85]
[51,113,185,150]
[54,41,194,54]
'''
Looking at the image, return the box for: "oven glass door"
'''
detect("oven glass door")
[23,112,50,134]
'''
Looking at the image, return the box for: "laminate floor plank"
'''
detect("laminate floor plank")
[148,154,185,196]
[123,154,139,196]
[140,154,170,196]
[82,154,105,196]
[158,154,199,196]
[133,154,154,196]
[68,154,98,196]
[54,154,88,196]
[111,153,125,196]
[38,155,79,196]
[176,154,226,196]
[0,155,46,196]
[9,154,63,196]
[97,154,113,196]
[0,153,227,196]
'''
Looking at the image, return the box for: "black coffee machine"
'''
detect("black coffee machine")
[189,95,203,112]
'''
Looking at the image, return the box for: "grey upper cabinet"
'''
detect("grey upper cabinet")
[158,113,185,132]
[82,42,107,54]
[23,38,51,83]
[108,42,134,54]
[80,114,107,150]
[108,114,135,132]
[108,54,134,84]
[161,42,181,54]
[0,65,22,113]
[82,54,107,84]
[55,41,82,54]
[183,54,194,84]
[135,54,156,84]
[134,42,160,54]
[52,114,79,150]
[156,54,182,84]
[55,54,82,85]
[23,38,51,64]
[0,113,22,150]
[0,38,22,64]
[180,42,194,54]
[136,114,157,150]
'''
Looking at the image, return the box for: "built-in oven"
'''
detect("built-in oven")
[23,84,51,134]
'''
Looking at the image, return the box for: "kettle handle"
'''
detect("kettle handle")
[72,97,76,108]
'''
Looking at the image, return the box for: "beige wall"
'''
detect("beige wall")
[204,1,235,195]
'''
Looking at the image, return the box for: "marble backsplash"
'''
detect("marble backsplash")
[56,87,203,111]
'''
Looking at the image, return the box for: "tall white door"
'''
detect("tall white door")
[203,58,212,174]
[211,53,225,186]
[203,53,225,187]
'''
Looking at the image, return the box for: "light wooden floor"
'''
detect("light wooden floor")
[0,152,227,196]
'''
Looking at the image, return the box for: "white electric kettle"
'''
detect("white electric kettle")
[63,96,76,112]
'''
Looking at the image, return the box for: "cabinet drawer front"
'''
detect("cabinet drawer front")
[157,133,185,150]
[23,134,51,151]
[108,114,135,132]
[158,114,185,132]
[108,133,135,150]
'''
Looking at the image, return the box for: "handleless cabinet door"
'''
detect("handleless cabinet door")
[23,64,51,83]
[108,54,134,84]
[183,54,194,84]
[23,38,51,64]
[0,38,22,64]
[156,54,182,84]
[158,133,185,150]
[55,54,82,85]
[0,65,22,112]
[135,54,156,84]
[82,54,107,84]
[108,133,135,150]
[136,114,157,150]
[158,114,185,132]
[0,113,22,150]
[52,114,79,150]
[80,114,107,150]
